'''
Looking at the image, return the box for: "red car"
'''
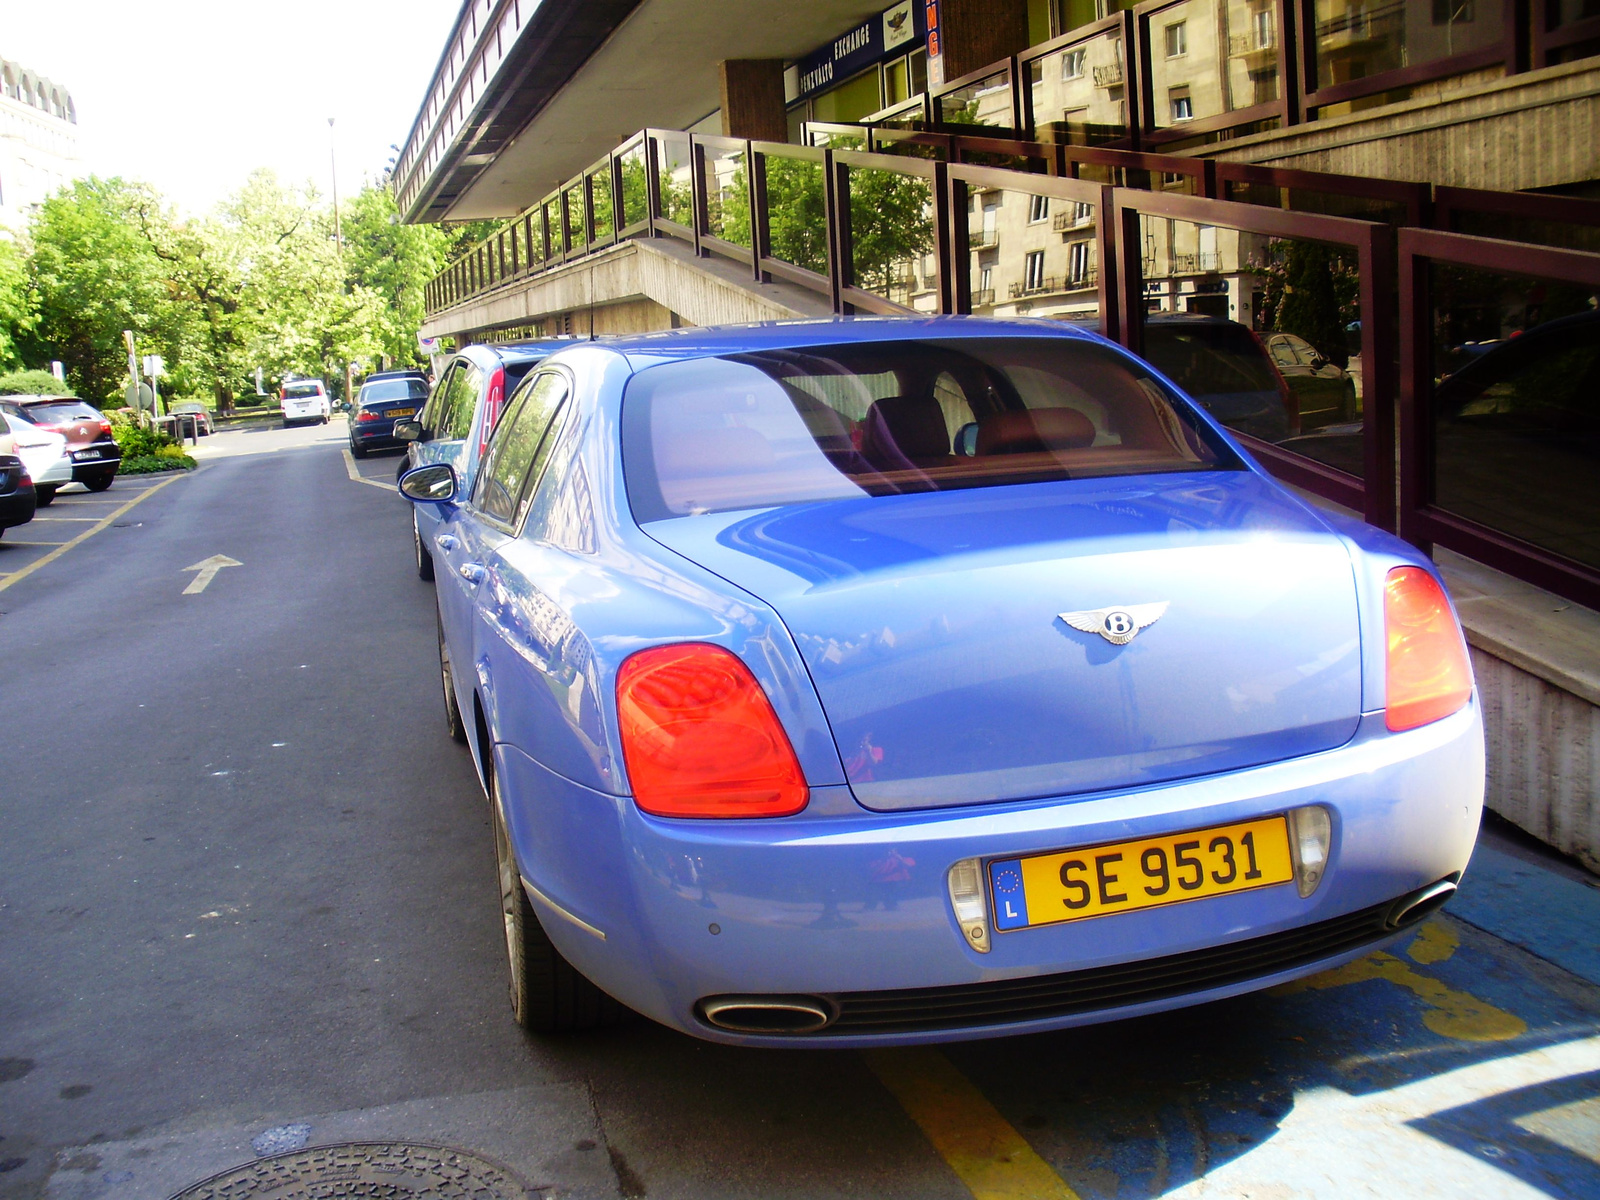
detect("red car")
[0,396,122,492]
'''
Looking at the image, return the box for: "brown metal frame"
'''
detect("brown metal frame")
[1295,0,1528,114]
[929,57,1021,136]
[1434,183,1600,234]
[1016,11,1142,148]
[831,148,947,314]
[1533,0,1600,66]
[1113,187,1397,528]
[1134,0,1294,147]
[1397,227,1600,609]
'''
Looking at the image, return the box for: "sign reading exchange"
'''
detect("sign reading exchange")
[797,2,926,100]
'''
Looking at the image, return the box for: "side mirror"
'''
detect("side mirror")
[398,463,459,504]
[954,423,979,456]
[394,419,423,441]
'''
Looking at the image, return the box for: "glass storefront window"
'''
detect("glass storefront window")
[1312,0,1504,90]
[812,69,883,124]
[1147,0,1280,131]
[1057,0,1137,33]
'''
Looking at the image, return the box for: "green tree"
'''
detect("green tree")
[342,183,452,368]
[0,237,35,370]
[24,177,177,402]
[1256,241,1357,368]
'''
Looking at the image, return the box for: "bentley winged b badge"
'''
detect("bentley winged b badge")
[1058,602,1169,645]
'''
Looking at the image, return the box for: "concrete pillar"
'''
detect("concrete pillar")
[719,60,788,143]
[929,0,1031,86]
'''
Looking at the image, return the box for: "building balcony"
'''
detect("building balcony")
[1052,210,1095,233]
[1093,63,1124,89]
[969,228,1000,249]
[971,288,996,306]
[1008,269,1096,299]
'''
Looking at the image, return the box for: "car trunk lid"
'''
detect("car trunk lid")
[643,472,1363,811]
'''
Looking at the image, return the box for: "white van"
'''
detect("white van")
[280,379,331,427]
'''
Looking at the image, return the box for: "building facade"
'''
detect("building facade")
[0,57,81,232]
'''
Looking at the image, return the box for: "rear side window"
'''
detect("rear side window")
[622,337,1240,521]
[475,373,569,525]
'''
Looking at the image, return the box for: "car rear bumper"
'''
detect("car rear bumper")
[351,425,402,449]
[498,699,1485,1046]
[70,449,120,481]
[0,489,36,527]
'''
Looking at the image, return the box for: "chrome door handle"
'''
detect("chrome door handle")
[436,534,459,551]
[458,562,486,584]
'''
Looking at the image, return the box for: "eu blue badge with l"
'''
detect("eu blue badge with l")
[990,859,1030,931]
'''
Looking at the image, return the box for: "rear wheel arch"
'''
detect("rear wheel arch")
[472,690,494,799]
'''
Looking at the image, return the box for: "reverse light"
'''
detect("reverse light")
[1384,566,1473,732]
[946,858,991,953]
[616,643,807,819]
[1287,805,1331,898]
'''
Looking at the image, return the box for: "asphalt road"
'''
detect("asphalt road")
[1,423,1597,1200]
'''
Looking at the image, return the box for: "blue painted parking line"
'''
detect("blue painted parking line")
[1453,845,1600,986]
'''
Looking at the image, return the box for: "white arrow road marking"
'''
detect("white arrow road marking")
[183,554,241,595]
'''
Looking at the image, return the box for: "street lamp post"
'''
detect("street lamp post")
[328,117,343,252]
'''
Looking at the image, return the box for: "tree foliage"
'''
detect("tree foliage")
[8,171,455,408]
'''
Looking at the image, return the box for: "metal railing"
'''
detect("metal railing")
[422,124,1600,609]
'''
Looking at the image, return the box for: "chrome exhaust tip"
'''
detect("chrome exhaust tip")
[698,995,835,1035]
[1386,878,1458,930]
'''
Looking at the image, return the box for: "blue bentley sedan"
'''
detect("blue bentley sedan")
[400,317,1483,1046]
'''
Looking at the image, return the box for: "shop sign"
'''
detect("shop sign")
[797,2,927,98]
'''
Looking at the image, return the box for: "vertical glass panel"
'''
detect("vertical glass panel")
[704,146,750,247]
[655,134,695,227]
[849,167,936,311]
[807,126,868,150]
[1313,0,1504,89]
[564,184,585,248]
[590,170,614,241]
[1148,0,1280,130]
[962,186,1101,323]
[1058,0,1137,33]
[759,154,829,276]
[937,66,1014,129]
[1030,27,1130,145]
[1136,217,1365,474]
[526,214,545,269]
[1429,264,1600,569]
[619,145,649,227]
[1554,0,1600,22]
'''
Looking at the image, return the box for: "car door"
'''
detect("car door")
[435,370,572,774]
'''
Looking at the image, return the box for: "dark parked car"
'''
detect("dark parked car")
[0,452,37,537]
[168,401,214,437]
[1140,316,1298,443]
[0,396,121,491]
[348,372,430,458]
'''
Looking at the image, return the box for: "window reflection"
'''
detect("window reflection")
[1147,0,1280,131]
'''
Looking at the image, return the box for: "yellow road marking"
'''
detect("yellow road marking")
[0,471,188,595]
[342,447,394,491]
[0,540,73,547]
[865,1048,1082,1200]
[1275,920,1524,1042]
[30,516,103,522]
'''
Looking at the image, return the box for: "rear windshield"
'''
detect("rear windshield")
[622,338,1241,521]
[24,401,98,422]
[360,379,429,403]
[283,382,324,398]
[1142,323,1281,397]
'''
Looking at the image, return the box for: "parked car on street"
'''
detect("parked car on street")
[0,452,36,536]
[1263,332,1359,429]
[348,372,430,458]
[168,401,215,437]
[1,395,121,493]
[398,318,1483,1046]
[1,412,71,505]
[1140,315,1299,442]
[394,342,567,580]
[280,379,331,426]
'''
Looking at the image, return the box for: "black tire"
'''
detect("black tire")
[85,473,115,493]
[492,774,623,1033]
[350,441,368,459]
[34,485,57,507]
[414,511,435,581]
[438,608,469,745]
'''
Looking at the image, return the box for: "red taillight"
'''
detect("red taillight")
[1384,566,1473,732]
[617,644,808,819]
[477,368,505,458]
[98,420,113,435]
[356,410,380,423]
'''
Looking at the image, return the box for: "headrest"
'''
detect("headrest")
[976,407,1096,455]
[860,395,952,466]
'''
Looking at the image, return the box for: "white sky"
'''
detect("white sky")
[3,0,461,214]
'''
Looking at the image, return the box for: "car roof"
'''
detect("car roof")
[2,394,85,404]
[364,369,427,380]
[581,316,1103,368]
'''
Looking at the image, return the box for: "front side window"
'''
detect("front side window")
[475,372,569,526]
[621,338,1240,522]
[446,364,483,441]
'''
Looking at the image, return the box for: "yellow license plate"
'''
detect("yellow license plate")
[388,408,415,419]
[989,816,1294,932]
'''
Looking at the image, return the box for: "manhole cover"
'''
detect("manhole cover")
[170,1142,530,1200]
